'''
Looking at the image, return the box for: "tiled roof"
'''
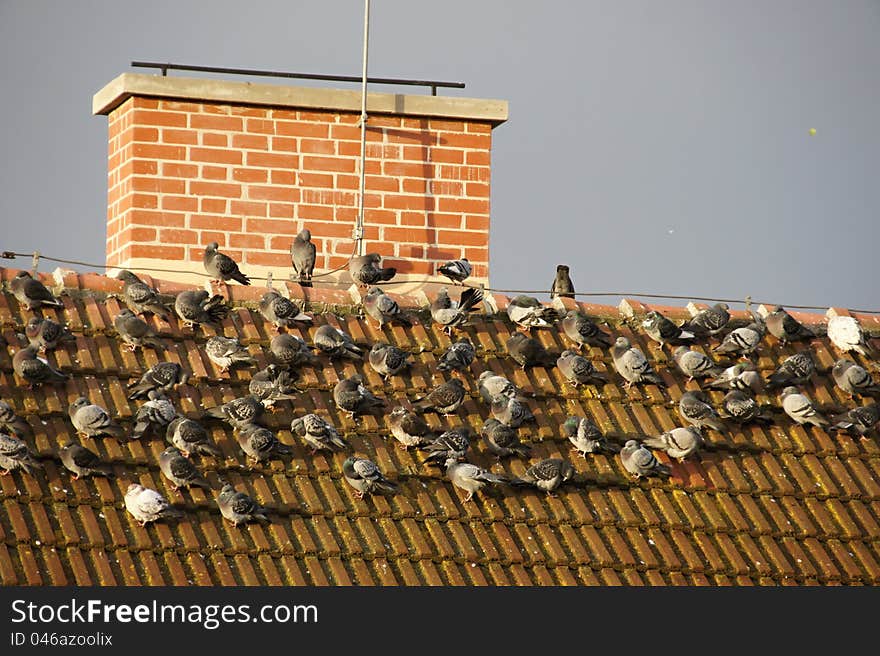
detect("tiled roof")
[1,266,880,586]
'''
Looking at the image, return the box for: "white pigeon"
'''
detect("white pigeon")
[827,315,874,358]
[124,483,182,526]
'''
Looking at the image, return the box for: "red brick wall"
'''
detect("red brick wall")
[106,96,493,281]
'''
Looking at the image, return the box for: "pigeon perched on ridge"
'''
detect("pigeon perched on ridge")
[765,306,815,344]
[124,483,182,526]
[610,337,666,388]
[832,359,880,398]
[678,391,727,433]
[0,400,30,437]
[127,361,188,400]
[830,402,880,437]
[236,424,293,463]
[362,286,411,327]
[290,414,347,453]
[437,258,471,285]
[779,386,829,428]
[113,309,166,352]
[158,447,211,491]
[0,432,42,476]
[641,426,703,461]
[25,316,75,352]
[206,335,257,373]
[217,483,269,526]
[259,290,312,333]
[437,338,476,372]
[422,428,471,465]
[705,362,762,394]
[350,253,396,287]
[368,342,413,380]
[619,439,671,479]
[477,371,519,405]
[204,241,250,286]
[431,286,483,335]
[642,310,695,347]
[312,324,364,361]
[248,364,299,409]
[204,395,266,430]
[672,346,722,382]
[563,416,618,457]
[560,309,613,350]
[174,290,229,328]
[68,397,127,439]
[342,456,398,499]
[722,390,771,425]
[387,406,433,449]
[713,320,765,358]
[12,345,69,387]
[165,416,221,458]
[59,443,114,480]
[765,352,815,390]
[556,350,606,387]
[827,315,874,358]
[332,375,386,419]
[413,377,466,416]
[516,458,576,496]
[490,395,535,429]
[290,228,316,287]
[115,270,174,321]
[549,264,575,300]
[506,331,556,369]
[9,271,64,310]
[507,295,554,329]
[270,333,318,370]
[131,391,177,440]
[479,418,531,459]
[680,303,730,338]
[444,457,510,502]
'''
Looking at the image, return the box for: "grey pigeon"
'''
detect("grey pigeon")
[342,456,398,499]
[59,442,114,479]
[270,333,318,370]
[480,418,531,459]
[431,286,483,335]
[713,321,765,358]
[437,338,476,372]
[413,377,466,415]
[216,483,269,526]
[259,290,312,332]
[9,271,63,310]
[25,316,75,352]
[722,389,770,425]
[832,359,880,398]
[507,295,554,329]
[158,447,211,491]
[672,346,722,382]
[549,264,575,300]
[556,349,606,387]
[362,286,411,327]
[124,483,182,526]
[445,457,510,502]
[204,241,250,285]
[248,364,299,409]
[705,362,763,394]
[563,416,618,457]
[131,391,177,440]
[115,270,174,321]
[779,386,829,428]
[477,371,519,405]
[422,428,471,465]
[516,458,576,495]
[204,395,266,430]
[830,402,880,437]
[312,324,364,361]
[680,303,730,338]
[437,258,471,285]
[610,336,666,388]
[13,345,69,387]
[490,395,535,428]
[827,315,874,358]
[765,306,815,344]
[332,374,386,419]
[506,331,556,369]
[290,228,316,287]
[678,391,727,433]
[642,310,695,347]
[290,414,347,453]
[561,309,613,350]
[68,397,126,439]
[350,253,396,287]
[113,309,166,352]
[368,342,412,380]
[766,352,815,390]
[619,439,671,479]
[0,400,30,437]
[174,290,229,328]
[387,406,433,449]
[236,424,293,463]
[127,361,188,400]
[0,432,42,476]
[165,416,221,458]
[206,335,257,373]
[641,426,703,461]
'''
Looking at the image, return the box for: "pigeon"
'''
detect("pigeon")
[205,335,257,373]
[766,352,815,390]
[332,375,386,419]
[831,359,880,398]
[722,390,771,425]
[490,395,535,428]
[113,309,166,352]
[9,271,63,310]
[678,391,727,433]
[165,416,221,458]
[549,264,575,300]
[560,310,613,350]
[556,350,607,387]
[68,397,127,439]
[0,432,42,476]
[827,315,874,358]
[705,362,763,394]
[236,424,293,463]
[270,333,318,370]
[431,286,483,334]
[204,241,251,285]
[158,447,211,491]
[248,364,299,409]
[362,286,411,327]
[58,443,114,479]
[216,484,270,526]
[642,310,695,347]
[204,395,266,430]
[437,258,471,285]
[12,345,69,387]
[610,336,666,388]
[830,402,880,437]
[259,290,312,332]
[506,331,556,369]
[350,253,396,287]
[444,458,510,502]
[641,426,703,461]
[765,306,815,344]
[127,361,189,400]
[386,406,433,450]
[368,342,413,380]
[25,316,75,352]
[480,418,531,459]
[672,346,722,382]
[131,391,177,440]
[507,295,554,329]
[563,416,618,457]
[290,228,316,287]
[516,458,576,495]
[290,414,347,453]
[422,428,471,465]
[779,386,829,428]
[342,456,398,499]
[680,303,730,338]
[312,324,364,361]
[124,483,182,526]
[619,439,671,479]
[115,270,175,321]
[0,400,30,437]
[413,377,466,415]
[713,321,765,359]
[174,290,229,328]
[477,371,519,405]
[437,338,476,372]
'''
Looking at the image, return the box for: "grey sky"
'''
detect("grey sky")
[1,1,878,311]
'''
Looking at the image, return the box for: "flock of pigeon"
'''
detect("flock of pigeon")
[1,235,878,532]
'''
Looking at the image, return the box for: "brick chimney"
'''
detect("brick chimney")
[92,73,507,290]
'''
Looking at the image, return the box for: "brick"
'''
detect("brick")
[278,121,330,138]
[161,128,198,145]
[232,167,269,183]
[231,134,269,150]
[189,181,242,198]
[302,155,356,173]
[244,251,291,267]
[437,230,488,247]
[132,143,186,160]
[129,245,186,260]
[161,162,199,178]
[190,114,243,131]
[229,233,266,249]
[132,109,187,127]
[249,185,300,203]
[190,214,242,231]
[201,165,228,180]
[159,228,199,244]
[160,195,198,212]
[199,198,228,213]
[245,218,299,235]
[229,200,268,216]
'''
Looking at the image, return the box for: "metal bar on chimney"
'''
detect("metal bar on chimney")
[353,0,370,256]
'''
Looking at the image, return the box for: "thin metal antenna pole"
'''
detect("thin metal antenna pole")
[354,0,370,256]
